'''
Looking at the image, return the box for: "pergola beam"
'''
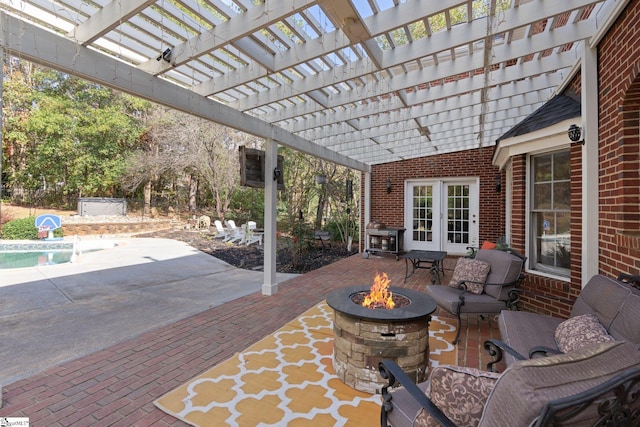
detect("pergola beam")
[68,0,155,45]
[137,0,320,75]
[227,0,596,114]
[300,86,553,143]
[277,67,563,141]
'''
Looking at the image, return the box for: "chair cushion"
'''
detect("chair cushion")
[415,366,499,427]
[608,294,640,343]
[478,341,640,427]
[554,314,615,353]
[448,257,490,295]
[498,311,562,366]
[426,285,508,315]
[570,274,632,329]
[481,241,497,250]
[387,381,430,427]
[475,250,524,299]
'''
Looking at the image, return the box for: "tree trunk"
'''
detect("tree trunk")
[143,181,152,214]
[189,175,198,213]
[316,193,325,230]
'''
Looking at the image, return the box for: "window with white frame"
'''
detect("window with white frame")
[529,150,571,276]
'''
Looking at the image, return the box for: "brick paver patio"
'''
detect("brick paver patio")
[0,252,500,426]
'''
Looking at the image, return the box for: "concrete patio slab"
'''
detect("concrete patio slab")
[0,238,298,386]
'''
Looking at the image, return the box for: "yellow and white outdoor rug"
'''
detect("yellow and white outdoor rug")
[155,301,457,427]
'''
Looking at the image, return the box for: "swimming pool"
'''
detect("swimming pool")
[0,240,117,269]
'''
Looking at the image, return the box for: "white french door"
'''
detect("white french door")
[405,182,440,251]
[404,179,479,255]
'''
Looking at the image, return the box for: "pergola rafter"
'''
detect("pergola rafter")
[0,0,618,166]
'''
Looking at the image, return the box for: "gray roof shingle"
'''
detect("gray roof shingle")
[497,94,581,142]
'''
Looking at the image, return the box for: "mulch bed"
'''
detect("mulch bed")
[136,228,357,274]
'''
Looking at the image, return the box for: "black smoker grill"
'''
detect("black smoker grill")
[365,226,405,260]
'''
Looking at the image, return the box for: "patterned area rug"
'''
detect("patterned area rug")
[155,301,457,426]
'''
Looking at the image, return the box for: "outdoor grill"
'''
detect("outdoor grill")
[365,223,405,259]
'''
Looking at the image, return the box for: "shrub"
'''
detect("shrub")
[325,214,359,244]
[1,217,64,240]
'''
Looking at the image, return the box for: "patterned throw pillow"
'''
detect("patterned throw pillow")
[415,365,500,427]
[448,257,491,294]
[555,314,615,353]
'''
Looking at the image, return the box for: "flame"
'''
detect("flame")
[362,272,395,309]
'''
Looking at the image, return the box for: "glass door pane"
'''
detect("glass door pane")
[412,185,433,243]
[405,182,440,251]
[447,184,470,245]
[444,183,477,254]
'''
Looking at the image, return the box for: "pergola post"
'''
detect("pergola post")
[262,138,278,295]
[581,42,599,285]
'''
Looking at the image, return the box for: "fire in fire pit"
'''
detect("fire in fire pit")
[351,272,410,309]
[326,278,437,394]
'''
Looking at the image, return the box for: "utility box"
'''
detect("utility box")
[77,198,127,216]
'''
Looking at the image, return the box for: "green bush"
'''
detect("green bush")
[325,214,359,244]
[292,220,314,244]
[1,217,64,240]
[228,187,265,226]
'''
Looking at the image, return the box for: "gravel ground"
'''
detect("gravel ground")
[136,228,357,274]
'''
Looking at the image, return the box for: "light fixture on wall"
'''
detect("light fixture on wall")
[273,167,281,181]
[495,173,502,193]
[156,48,172,62]
[568,124,585,145]
[386,178,392,194]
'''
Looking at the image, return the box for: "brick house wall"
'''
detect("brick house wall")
[509,140,585,318]
[360,146,504,250]
[597,0,640,277]
[500,0,640,318]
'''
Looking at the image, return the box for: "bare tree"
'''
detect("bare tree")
[122,107,260,218]
[121,107,180,213]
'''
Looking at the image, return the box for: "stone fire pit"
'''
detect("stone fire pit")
[326,285,437,394]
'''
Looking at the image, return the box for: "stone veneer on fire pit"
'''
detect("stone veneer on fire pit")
[326,286,437,394]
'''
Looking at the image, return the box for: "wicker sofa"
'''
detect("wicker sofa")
[485,274,640,371]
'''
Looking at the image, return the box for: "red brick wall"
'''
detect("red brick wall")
[510,141,585,318]
[360,146,504,248]
[514,0,640,317]
[598,0,640,277]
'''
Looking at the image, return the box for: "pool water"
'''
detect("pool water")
[0,240,116,269]
[0,250,74,269]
